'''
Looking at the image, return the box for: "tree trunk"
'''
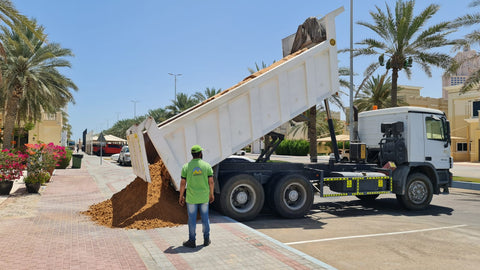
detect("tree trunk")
[308,106,317,163]
[3,86,22,150]
[391,67,399,107]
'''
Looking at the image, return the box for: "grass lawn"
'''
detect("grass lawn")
[453,176,480,184]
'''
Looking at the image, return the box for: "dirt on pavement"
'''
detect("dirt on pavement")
[82,160,187,229]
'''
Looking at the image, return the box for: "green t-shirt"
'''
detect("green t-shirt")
[181,158,213,204]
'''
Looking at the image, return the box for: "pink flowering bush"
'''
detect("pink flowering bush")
[25,143,67,177]
[0,149,28,182]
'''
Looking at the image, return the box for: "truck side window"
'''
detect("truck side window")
[425,116,445,141]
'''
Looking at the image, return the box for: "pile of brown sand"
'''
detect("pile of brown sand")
[82,160,187,229]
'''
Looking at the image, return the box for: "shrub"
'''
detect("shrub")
[275,140,289,155]
[0,149,27,181]
[24,170,51,184]
[275,139,309,156]
[25,143,68,173]
[325,141,350,152]
[338,141,350,149]
[57,149,73,169]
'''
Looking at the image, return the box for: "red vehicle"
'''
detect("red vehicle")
[93,143,124,156]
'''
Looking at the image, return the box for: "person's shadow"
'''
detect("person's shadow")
[164,245,206,254]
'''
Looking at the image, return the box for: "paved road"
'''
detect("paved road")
[451,162,480,178]
[239,154,480,269]
[244,189,480,270]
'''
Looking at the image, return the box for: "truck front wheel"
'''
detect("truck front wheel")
[397,173,433,210]
[272,174,313,218]
[219,174,264,221]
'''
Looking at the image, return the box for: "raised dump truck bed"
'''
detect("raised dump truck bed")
[127,7,344,190]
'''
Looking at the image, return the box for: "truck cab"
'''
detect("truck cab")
[358,107,452,209]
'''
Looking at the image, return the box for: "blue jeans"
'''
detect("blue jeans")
[186,202,210,242]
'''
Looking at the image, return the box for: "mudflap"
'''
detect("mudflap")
[392,166,410,195]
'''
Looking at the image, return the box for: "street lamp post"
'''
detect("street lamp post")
[349,0,354,141]
[131,100,139,118]
[168,73,182,103]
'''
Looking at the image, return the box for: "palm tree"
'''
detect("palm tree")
[354,0,454,107]
[289,107,344,138]
[247,61,273,75]
[62,111,72,141]
[148,107,168,123]
[0,1,44,49]
[104,117,146,139]
[193,87,222,103]
[354,75,410,112]
[450,1,480,93]
[165,92,197,116]
[0,20,77,149]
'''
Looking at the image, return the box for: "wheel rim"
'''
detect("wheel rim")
[230,183,256,213]
[408,180,428,204]
[282,183,307,211]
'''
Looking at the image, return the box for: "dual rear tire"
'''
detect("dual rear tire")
[270,174,314,218]
[219,174,313,221]
[219,174,264,221]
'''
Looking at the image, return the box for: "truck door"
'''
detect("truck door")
[424,114,450,170]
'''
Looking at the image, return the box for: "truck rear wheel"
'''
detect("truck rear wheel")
[272,174,313,218]
[219,174,264,221]
[397,173,433,210]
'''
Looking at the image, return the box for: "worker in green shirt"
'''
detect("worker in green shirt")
[179,145,214,248]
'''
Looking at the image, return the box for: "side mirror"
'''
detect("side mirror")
[444,120,451,148]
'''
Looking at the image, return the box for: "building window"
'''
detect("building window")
[473,101,480,118]
[457,142,468,152]
[44,113,56,120]
[450,76,467,86]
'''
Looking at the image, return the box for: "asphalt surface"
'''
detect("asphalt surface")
[245,188,480,270]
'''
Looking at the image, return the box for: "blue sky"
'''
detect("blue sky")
[13,0,476,141]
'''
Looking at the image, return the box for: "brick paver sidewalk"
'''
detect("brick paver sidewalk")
[0,154,333,270]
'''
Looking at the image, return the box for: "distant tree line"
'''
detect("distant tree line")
[103,87,222,139]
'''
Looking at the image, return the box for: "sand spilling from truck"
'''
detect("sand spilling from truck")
[82,160,187,229]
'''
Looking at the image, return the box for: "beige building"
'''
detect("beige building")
[444,85,480,162]
[442,48,480,162]
[398,85,448,114]
[28,111,64,145]
[0,111,64,148]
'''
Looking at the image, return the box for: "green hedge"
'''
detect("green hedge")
[275,139,309,156]
[57,149,73,169]
[325,141,350,150]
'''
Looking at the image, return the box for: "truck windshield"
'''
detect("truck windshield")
[425,116,446,141]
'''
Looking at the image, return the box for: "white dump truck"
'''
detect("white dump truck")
[126,7,452,221]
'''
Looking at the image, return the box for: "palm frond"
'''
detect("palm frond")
[460,68,480,93]
[355,62,382,98]
[451,13,480,27]
[352,48,379,57]
[469,1,480,7]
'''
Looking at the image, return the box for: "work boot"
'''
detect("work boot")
[203,237,211,246]
[182,239,196,248]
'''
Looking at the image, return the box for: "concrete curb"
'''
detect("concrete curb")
[452,181,480,191]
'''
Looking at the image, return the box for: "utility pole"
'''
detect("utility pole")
[168,73,182,103]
